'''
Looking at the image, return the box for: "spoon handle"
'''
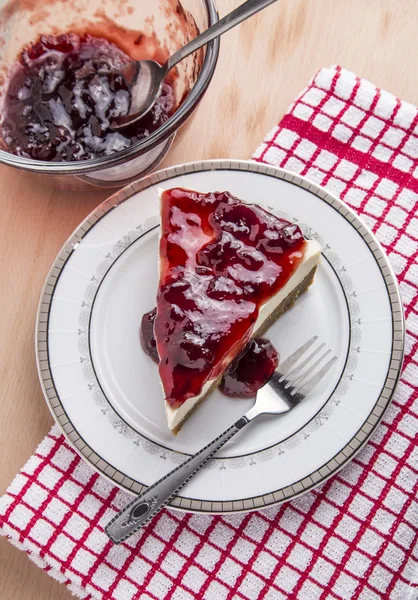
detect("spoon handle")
[164,0,279,74]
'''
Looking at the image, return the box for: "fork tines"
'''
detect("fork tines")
[278,336,337,398]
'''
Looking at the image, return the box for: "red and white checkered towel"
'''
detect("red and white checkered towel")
[1,66,417,600]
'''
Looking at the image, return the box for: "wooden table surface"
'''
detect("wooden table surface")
[1,0,417,597]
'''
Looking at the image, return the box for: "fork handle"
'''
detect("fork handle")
[105,416,250,544]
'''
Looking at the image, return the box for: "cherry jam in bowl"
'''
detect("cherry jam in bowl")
[0,0,219,190]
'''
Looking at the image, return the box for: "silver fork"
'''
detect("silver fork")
[106,336,337,544]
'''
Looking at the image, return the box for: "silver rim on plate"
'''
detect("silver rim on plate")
[36,160,405,513]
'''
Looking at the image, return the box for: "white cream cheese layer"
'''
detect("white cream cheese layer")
[165,239,321,431]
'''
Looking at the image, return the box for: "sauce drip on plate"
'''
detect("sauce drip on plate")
[140,308,159,364]
[220,338,279,397]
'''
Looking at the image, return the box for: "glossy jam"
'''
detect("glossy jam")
[1,34,175,161]
[140,308,158,364]
[220,338,279,398]
[155,189,305,408]
[141,313,278,399]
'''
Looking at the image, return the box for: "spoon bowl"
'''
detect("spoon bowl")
[110,60,165,130]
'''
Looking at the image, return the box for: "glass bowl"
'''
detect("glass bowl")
[0,0,219,190]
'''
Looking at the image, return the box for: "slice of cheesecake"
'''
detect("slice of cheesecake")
[154,188,321,433]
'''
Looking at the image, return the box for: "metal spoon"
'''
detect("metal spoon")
[111,0,279,130]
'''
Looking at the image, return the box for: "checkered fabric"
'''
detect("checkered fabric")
[1,66,418,600]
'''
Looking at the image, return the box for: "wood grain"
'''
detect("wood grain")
[1,0,418,597]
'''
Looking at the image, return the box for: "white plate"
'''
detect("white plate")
[36,160,404,513]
